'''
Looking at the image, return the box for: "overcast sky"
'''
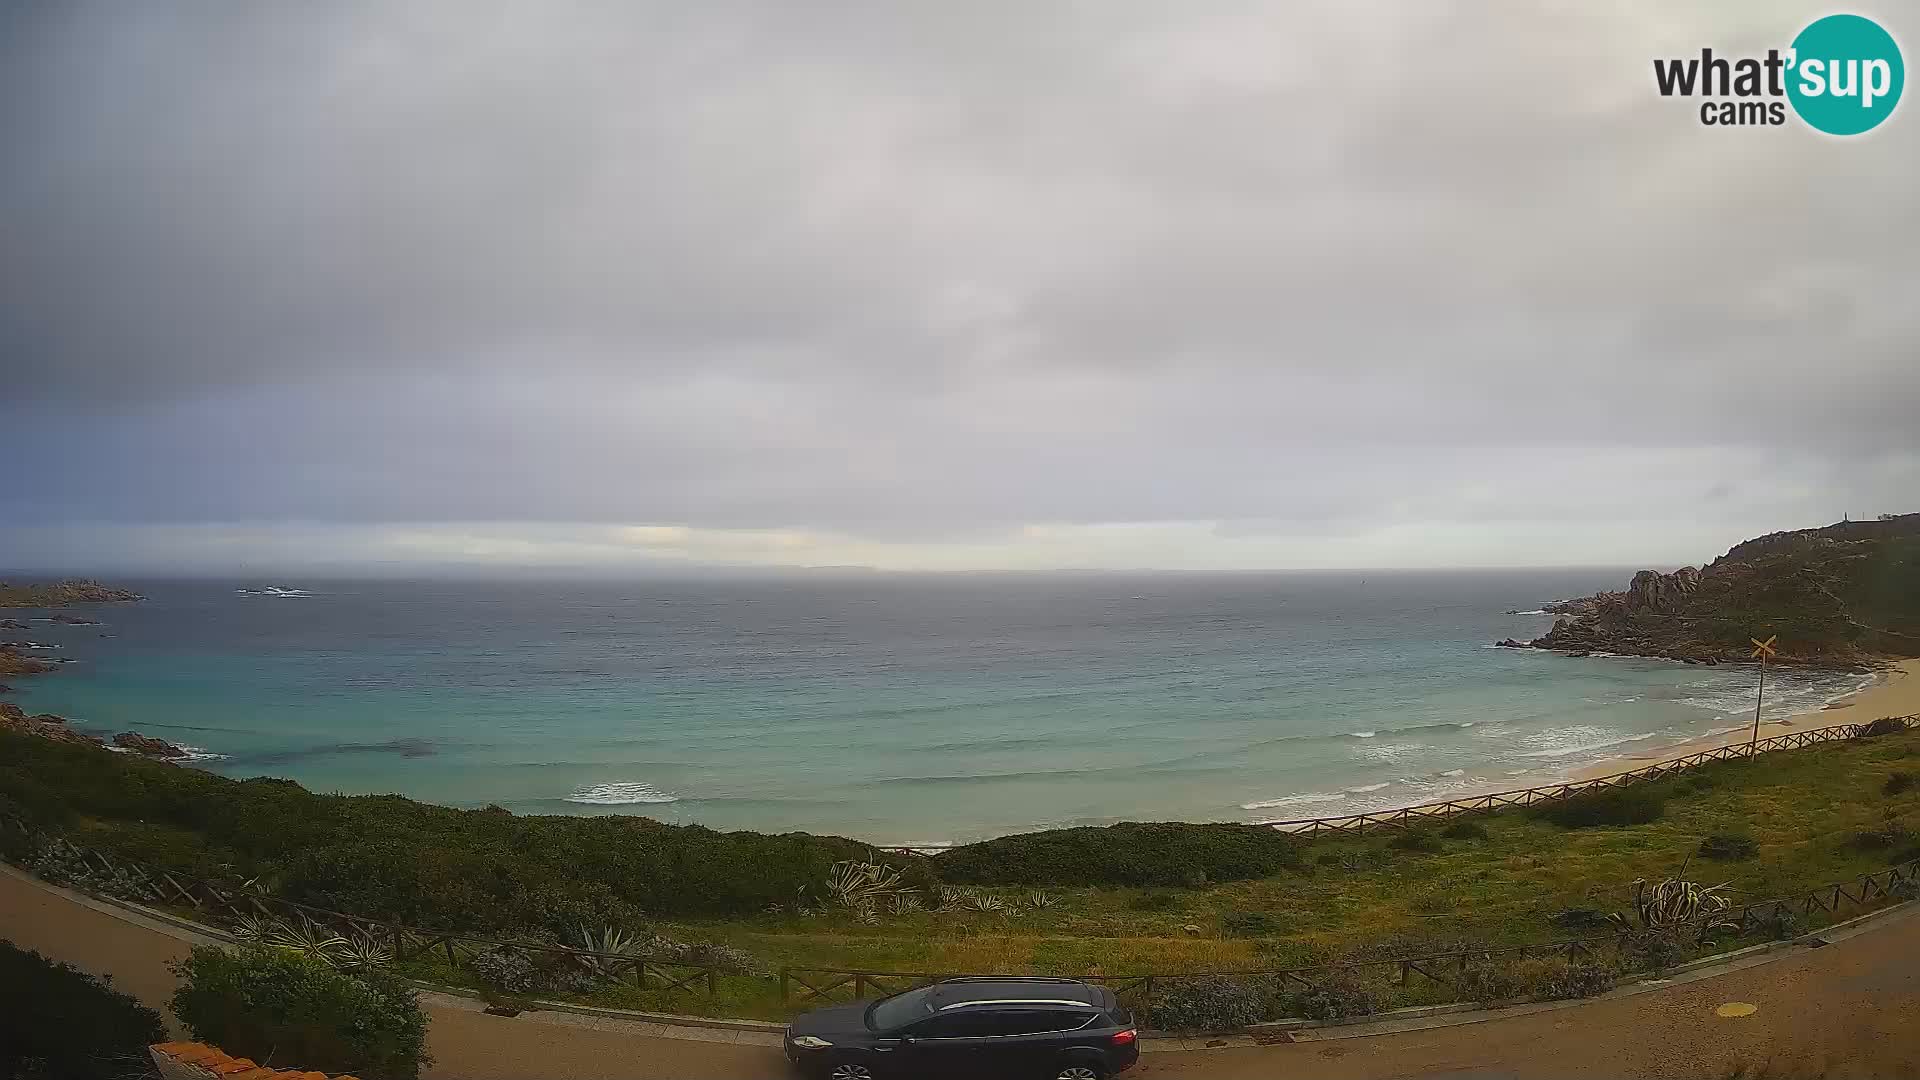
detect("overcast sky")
[2,1,1915,575]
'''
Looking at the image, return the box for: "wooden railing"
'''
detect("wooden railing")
[1263,714,1920,836]
[0,825,726,998]
[780,857,1919,1007]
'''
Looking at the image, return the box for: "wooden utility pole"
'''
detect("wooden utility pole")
[1748,635,1778,752]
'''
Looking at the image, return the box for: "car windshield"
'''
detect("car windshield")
[866,986,937,1031]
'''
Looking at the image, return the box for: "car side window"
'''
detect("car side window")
[977,1009,1097,1036]
[908,1012,985,1039]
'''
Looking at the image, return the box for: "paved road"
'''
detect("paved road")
[3,865,1914,1080]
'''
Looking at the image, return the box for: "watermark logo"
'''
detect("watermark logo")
[1653,13,1904,134]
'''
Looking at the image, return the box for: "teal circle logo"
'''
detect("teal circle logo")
[1787,14,1904,135]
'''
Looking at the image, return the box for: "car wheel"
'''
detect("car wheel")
[1054,1065,1104,1080]
[827,1062,876,1080]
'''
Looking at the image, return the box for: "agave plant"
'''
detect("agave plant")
[264,915,349,961]
[570,924,644,979]
[851,899,881,925]
[226,913,277,943]
[1025,891,1056,911]
[332,932,395,971]
[824,859,907,911]
[935,886,975,913]
[965,892,1007,914]
[1610,876,1735,934]
[887,893,925,916]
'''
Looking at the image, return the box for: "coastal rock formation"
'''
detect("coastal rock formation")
[0,580,143,607]
[49,613,101,625]
[0,703,103,748]
[0,643,57,679]
[0,619,27,630]
[113,731,189,759]
[1499,513,1920,668]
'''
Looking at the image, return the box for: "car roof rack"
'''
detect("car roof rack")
[939,976,1085,984]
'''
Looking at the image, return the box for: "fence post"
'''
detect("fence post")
[780,967,790,1001]
[707,967,717,997]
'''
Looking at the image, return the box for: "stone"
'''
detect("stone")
[113,731,188,759]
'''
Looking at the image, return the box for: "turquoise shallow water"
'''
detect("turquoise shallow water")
[5,573,1871,844]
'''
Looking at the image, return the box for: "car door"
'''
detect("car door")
[983,1008,1102,1076]
[898,1011,993,1079]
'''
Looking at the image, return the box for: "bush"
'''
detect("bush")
[0,731,892,923]
[1127,891,1178,912]
[1857,717,1909,738]
[938,822,1303,887]
[1853,813,1914,850]
[1221,911,1280,938]
[1885,771,1915,796]
[0,940,166,1080]
[1699,833,1759,861]
[1440,819,1490,841]
[1387,830,1443,854]
[1290,973,1379,1022]
[1461,955,1616,1003]
[1549,907,1609,932]
[1148,975,1274,1032]
[169,945,430,1080]
[1535,787,1666,828]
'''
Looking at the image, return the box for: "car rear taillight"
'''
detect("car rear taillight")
[1111,1029,1137,1045]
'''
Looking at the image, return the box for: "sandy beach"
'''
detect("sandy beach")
[1569,657,1920,781]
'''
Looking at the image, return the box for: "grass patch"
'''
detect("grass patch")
[4,724,1918,1021]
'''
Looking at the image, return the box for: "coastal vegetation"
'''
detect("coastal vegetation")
[170,944,430,1080]
[3,720,1917,1022]
[0,940,167,1080]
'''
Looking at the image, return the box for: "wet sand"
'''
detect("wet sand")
[1571,657,1920,782]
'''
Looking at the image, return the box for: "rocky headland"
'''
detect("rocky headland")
[0,580,186,761]
[1497,513,1920,668]
[0,580,143,607]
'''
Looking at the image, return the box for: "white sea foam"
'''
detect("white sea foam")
[1346,781,1392,793]
[1241,791,1347,810]
[1518,731,1657,759]
[1440,768,1466,777]
[566,782,679,805]
[179,746,229,762]
[1508,609,1550,616]
[1349,731,1378,738]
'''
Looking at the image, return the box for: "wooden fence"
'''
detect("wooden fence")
[0,825,727,998]
[781,857,1919,1007]
[1262,714,1920,836]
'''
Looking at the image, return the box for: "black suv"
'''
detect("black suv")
[784,977,1139,1080]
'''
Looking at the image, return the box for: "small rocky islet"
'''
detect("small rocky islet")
[0,579,187,760]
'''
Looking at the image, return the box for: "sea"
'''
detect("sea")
[3,572,1875,846]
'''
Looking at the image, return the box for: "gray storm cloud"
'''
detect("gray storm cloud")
[1,1,1916,571]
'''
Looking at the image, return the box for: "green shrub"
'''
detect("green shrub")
[1535,787,1666,828]
[1884,771,1914,796]
[1221,911,1280,937]
[1387,830,1443,854]
[1857,717,1909,738]
[0,731,891,923]
[1126,891,1178,912]
[169,945,430,1080]
[1290,973,1380,1022]
[937,822,1303,887]
[1440,818,1490,840]
[0,940,166,1080]
[1852,812,1914,850]
[1148,975,1275,1031]
[1460,954,1616,1003]
[1698,833,1759,861]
